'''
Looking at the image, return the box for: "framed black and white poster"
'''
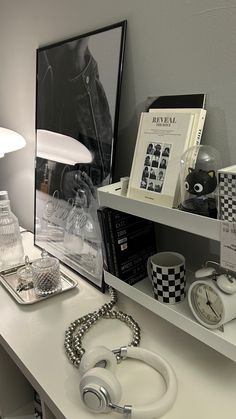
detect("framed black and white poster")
[34,20,127,290]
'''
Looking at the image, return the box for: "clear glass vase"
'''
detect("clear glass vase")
[0,191,24,269]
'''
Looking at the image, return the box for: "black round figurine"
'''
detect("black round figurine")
[179,145,222,218]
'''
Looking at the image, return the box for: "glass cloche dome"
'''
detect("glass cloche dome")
[179,145,222,218]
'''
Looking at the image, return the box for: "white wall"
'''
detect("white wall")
[0,0,236,230]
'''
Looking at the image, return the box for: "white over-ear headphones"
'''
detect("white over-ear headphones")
[79,345,178,419]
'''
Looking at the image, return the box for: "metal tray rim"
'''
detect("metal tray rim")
[0,262,78,305]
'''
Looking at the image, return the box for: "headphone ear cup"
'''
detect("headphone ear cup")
[79,346,117,376]
[80,367,122,412]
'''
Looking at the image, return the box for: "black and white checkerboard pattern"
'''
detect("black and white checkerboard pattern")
[218,172,236,221]
[219,195,236,222]
[151,264,186,304]
[218,173,236,197]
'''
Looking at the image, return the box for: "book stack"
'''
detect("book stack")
[97,207,156,285]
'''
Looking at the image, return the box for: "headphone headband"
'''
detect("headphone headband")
[126,347,177,419]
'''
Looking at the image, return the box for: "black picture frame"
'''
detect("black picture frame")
[34,20,127,290]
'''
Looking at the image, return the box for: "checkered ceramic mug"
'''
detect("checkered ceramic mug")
[147,252,186,304]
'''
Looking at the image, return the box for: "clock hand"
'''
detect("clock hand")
[206,300,221,318]
[205,290,210,303]
[204,287,221,319]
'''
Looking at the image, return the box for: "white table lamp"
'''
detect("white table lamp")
[37,129,92,165]
[35,130,93,242]
[0,128,26,158]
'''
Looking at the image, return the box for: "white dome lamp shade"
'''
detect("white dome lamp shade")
[37,129,92,165]
[0,128,26,158]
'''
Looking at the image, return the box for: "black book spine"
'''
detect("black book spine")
[107,208,120,277]
[97,208,108,272]
[97,207,115,275]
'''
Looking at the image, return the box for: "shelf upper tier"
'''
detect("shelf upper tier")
[98,181,220,241]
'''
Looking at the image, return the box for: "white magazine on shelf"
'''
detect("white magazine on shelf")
[149,107,207,149]
[127,111,195,208]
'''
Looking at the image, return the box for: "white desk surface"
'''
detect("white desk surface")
[1,231,236,419]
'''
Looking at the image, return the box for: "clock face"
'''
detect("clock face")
[190,283,224,326]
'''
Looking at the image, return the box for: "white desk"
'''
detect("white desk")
[0,231,236,419]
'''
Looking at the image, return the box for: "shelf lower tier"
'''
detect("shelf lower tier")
[104,270,236,362]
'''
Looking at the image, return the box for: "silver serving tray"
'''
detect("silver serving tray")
[0,262,78,304]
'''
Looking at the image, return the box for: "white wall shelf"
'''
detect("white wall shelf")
[104,270,236,362]
[97,182,236,362]
[98,182,220,241]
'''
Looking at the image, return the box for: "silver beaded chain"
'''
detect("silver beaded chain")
[64,287,141,367]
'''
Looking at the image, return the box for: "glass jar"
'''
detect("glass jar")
[32,250,61,297]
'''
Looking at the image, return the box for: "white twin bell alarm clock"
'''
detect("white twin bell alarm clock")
[188,261,236,330]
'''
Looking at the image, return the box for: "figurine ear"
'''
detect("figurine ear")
[207,170,215,178]
[188,167,194,173]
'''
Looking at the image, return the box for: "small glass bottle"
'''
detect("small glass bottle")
[63,189,86,254]
[81,202,103,279]
[63,189,102,278]
[0,191,24,269]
